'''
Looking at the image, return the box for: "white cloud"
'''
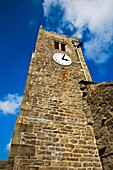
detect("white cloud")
[0,94,22,114]
[6,139,12,151]
[43,0,113,63]
[43,0,56,16]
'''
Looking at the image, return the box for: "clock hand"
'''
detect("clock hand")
[62,54,69,61]
[62,54,65,60]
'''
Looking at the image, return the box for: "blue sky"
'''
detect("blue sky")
[0,0,113,160]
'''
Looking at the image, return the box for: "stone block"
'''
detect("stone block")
[0,161,7,169]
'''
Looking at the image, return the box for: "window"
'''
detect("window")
[54,42,59,49]
[54,41,66,51]
[61,43,66,51]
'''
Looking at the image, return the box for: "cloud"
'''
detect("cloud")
[42,0,113,63]
[28,19,36,28]
[43,1,65,33]
[0,94,22,114]
[6,139,12,151]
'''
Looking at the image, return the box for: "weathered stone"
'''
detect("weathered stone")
[81,81,113,170]
[6,27,102,170]
[0,161,7,169]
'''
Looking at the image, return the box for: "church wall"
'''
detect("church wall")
[0,161,7,170]
[80,81,113,170]
[6,27,102,170]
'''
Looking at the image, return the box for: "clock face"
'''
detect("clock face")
[53,53,72,66]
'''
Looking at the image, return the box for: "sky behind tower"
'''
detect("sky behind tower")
[0,0,113,160]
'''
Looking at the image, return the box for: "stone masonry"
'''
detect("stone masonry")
[80,81,113,170]
[6,26,102,170]
[0,161,7,170]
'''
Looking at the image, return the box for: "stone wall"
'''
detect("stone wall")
[0,161,7,170]
[80,81,113,170]
[6,27,102,170]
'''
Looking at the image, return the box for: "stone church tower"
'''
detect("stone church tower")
[6,26,102,170]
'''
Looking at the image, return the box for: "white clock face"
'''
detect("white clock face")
[53,53,72,66]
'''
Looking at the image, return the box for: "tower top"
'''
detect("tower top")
[39,25,43,29]
[38,25,78,41]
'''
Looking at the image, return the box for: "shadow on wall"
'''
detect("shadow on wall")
[79,80,113,170]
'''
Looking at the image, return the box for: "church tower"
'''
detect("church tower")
[6,26,102,170]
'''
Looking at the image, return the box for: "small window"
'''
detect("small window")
[61,43,66,51]
[54,42,59,49]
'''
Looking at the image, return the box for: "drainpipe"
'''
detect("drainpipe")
[72,40,88,81]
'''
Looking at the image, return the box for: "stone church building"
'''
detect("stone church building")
[0,26,113,170]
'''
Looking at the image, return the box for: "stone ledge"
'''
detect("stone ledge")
[97,82,113,87]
